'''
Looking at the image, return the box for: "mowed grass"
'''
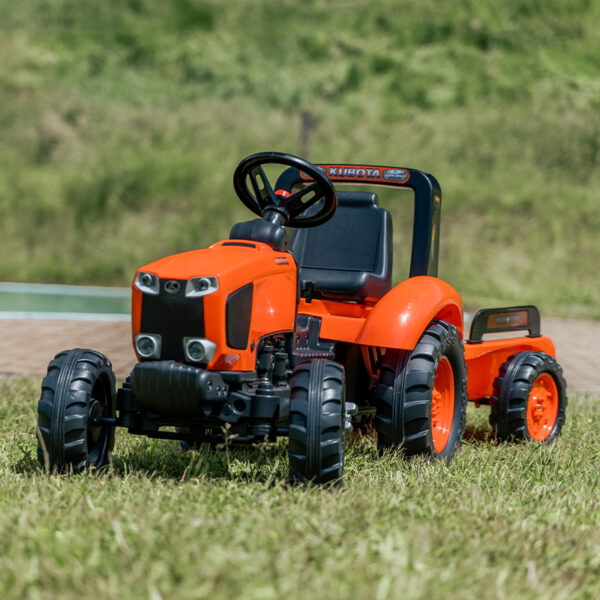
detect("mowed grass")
[0,376,598,599]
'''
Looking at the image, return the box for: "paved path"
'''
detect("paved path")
[542,317,599,396]
[0,316,598,395]
[0,319,136,381]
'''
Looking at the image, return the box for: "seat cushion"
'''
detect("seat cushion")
[291,192,393,302]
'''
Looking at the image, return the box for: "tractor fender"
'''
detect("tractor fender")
[357,276,463,350]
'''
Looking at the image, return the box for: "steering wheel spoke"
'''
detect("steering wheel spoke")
[286,182,321,214]
[248,165,276,206]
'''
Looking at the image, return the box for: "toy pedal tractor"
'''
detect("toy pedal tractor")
[37,152,567,482]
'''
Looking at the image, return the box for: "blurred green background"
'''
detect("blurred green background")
[0,0,598,317]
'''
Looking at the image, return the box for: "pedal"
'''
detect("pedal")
[344,402,358,434]
[345,402,358,415]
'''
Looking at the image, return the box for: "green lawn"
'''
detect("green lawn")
[1,0,599,318]
[1,376,598,599]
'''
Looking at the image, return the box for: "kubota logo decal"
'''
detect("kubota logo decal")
[164,280,181,294]
[310,164,411,185]
[320,166,381,178]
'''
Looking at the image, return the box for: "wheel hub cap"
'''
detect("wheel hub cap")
[431,356,455,453]
[527,373,559,441]
[88,399,103,444]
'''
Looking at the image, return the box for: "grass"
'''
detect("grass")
[1,375,598,599]
[0,0,599,318]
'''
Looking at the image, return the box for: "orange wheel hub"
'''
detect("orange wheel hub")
[431,356,455,453]
[527,373,559,441]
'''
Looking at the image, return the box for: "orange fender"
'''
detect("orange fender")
[356,276,463,350]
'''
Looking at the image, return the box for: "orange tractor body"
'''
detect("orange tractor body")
[37,152,567,482]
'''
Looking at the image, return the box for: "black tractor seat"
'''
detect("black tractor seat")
[291,191,393,303]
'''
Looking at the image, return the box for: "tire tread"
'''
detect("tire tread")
[375,320,468,459]
[288,359,345,484]
[37,348,116,472]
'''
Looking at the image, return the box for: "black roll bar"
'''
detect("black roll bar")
[275,164,442,277]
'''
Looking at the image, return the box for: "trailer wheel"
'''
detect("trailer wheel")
[37,349,116,472]
[375,320,468,459]
[491,351,567,442]
[288,359,345,484]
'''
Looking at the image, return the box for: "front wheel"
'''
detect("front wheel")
[288,359,345,484]
[37,349,116,472]
[375,320,468,459]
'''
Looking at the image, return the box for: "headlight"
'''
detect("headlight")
[135,271,159,295]
[135,333,161,359]
[185,276,218,298]
[183,337,217,363]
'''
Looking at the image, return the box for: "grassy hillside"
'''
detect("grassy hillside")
[0,0,599,317]
[1,376,600,599]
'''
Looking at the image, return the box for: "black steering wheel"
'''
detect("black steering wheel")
[233,152,337,228]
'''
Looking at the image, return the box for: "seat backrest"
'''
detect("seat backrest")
[291,191,393,303]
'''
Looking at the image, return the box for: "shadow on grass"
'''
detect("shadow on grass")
[463,424,497,445]
[113,438,291,484]
[10,438,291,484]
[11,427,478,483]
[11,448,39,475]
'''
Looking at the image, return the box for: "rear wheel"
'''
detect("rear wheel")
[491,351,567,442]
[37,349,116,472]
[288,359,345,484]
[431,356,455,453]
[375,320,468,459]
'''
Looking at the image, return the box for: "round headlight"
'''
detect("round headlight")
[196,278,211,292]
[183,337,217,363]
[135,271,159,295]
[185,276,218,298]
[140,273,154,288]
[187,340,206,361]
[135,334,161,359]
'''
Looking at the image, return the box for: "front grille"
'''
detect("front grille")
[140,278,205,361]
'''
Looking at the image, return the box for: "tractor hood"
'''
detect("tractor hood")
[131,240,297,371]
[136,240,291,283]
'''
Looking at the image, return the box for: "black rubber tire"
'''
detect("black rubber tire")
[491,351,567,442]
[288,359,345,484]
[375,320,468,459]
[37,349,116,472]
